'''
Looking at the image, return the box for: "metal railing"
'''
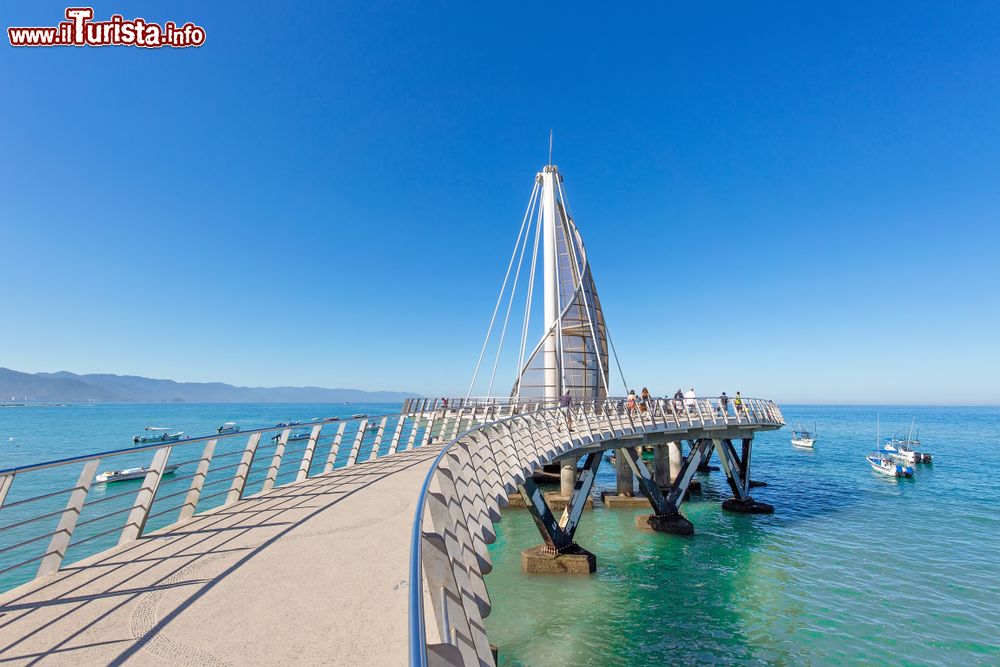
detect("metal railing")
[0,404,506,593]
[407,395,784,666]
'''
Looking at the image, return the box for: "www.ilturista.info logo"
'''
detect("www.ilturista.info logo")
[8,8,205,48]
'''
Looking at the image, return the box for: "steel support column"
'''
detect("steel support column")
[518,452,600,552]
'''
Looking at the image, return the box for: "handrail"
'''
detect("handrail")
[405,396,783,665]
[0,394,782,650]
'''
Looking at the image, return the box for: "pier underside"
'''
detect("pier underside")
[515,427,775,572]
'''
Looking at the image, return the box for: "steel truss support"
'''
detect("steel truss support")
[518,452,601,552]
[619,446,670,515]
[661,439,714,513]
[713,437,774,514]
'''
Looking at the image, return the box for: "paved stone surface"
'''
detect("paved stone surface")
[0,445,442,666]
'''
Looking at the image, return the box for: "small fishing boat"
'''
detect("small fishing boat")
[791,424,817,448]
[133,427,184,444]
[97,464,180,483]
[887,418,933,463]
[352,414,367,419]
[867,415,913,478]
[217,422,240,434]
[867,452,913,477]
[271,428,312,443]
[275,420,302,428]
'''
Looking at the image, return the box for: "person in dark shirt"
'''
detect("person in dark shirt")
[559,390,572,431]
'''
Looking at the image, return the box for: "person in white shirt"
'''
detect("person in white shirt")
[684,387,696,412]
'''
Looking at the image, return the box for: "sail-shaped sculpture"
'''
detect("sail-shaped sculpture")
[513,165,609,402]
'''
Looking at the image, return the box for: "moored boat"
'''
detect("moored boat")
[217,422,240,434]
[96,464,180,483]
[271,428,312,443]
[867,415,913,478]
[133,427,184,444]
[791,424,817,448]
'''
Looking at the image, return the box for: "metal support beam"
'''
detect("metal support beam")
[662,439,713,512]
[740,438,753,497]
[619,446,671,515]
[557,452,601,538]
[518,451,599,553]
[713,438,747,501]
[517,478,562,552]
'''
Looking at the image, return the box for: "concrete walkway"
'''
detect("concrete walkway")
[0,444,443,666]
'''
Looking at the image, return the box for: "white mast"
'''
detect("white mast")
[541,165,560,401]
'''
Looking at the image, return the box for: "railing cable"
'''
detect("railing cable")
[466,181,539,399]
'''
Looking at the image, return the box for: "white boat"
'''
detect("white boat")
[886,418,933,463]
[96,464,180,483]
[271,428,312,443]
[867,415,913,478]
[881,440,918,464]
[791,424,817,448]
[217,422,240,434]
[133,427,184,444]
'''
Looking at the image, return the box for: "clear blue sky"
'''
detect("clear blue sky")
[2,2,998,404]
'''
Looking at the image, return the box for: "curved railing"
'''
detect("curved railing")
[407,396,784,666]
[0,393,782,657]
[0,403,523,594]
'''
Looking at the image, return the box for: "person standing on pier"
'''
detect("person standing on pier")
[559,390,573,431]
[734,391,744,416]
[684,387,697,413]
[673,388,684,414]
[719,391,730,415]
[626,390,637,415]
[640,387,651,413]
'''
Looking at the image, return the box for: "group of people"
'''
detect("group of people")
[619,387,746,416]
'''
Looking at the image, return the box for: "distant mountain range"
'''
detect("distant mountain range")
[0,368,418,404]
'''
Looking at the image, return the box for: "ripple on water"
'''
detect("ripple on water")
[485,406,1000,666]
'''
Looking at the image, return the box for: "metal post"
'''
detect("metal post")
[179,438,217,521]
[0,473,14,509]
[620,446,671,515]
[389,416,406,454]
[296,424,323,483]
[346,420,367,466]
[323,421,348,474]
[405,415,421,451]
[226,432,262,505]
[37,459,100,577]
[367,416,388,461]
[423,414,438,446]
[262,429,290,492]
[119,446,172,545]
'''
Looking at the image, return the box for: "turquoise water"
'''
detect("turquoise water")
[1,404,998,665]
[0,402,402,591]
[484,406,1000,666]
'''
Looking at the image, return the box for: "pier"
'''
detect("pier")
[0,163,784,665]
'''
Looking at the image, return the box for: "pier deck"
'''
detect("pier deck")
[0,445,442,666]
